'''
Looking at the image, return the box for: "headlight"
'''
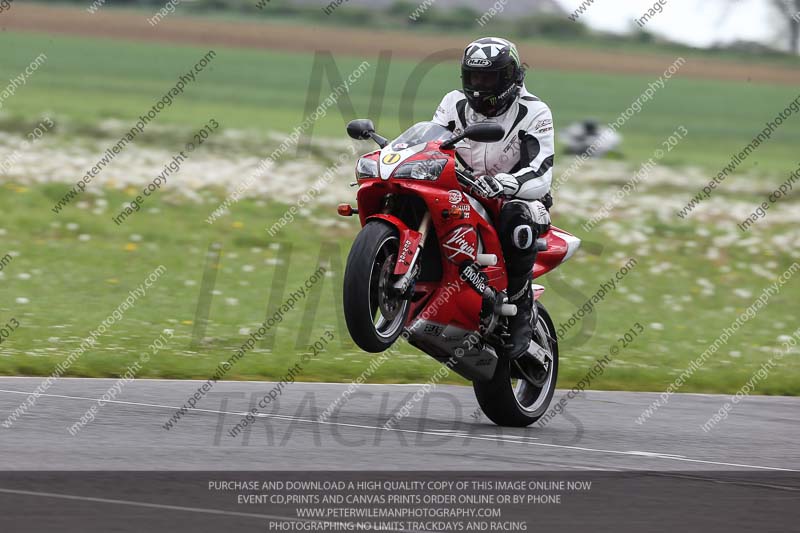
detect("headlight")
[392,159,446,181]
[356,157,379,179]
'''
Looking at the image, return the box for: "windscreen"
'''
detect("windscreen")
[391,122,452,150]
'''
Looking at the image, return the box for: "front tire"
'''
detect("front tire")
[473,302,559,427]
[343,221,411,353]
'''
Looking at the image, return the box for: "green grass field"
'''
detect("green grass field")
[0,179,798,394]
[1,28,799,394]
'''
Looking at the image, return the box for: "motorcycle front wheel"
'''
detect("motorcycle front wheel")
[473,302,559,427]
[343,221,411,353]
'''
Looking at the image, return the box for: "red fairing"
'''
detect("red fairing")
[351,139,577,331]
[533,227,572,279]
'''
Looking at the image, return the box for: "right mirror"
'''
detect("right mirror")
[464,123,505,143]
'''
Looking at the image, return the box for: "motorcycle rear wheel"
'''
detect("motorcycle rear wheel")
[343,221,411,353]
[473,302,559,427]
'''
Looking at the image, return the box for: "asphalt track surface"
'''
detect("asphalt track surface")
[0,377,798,472]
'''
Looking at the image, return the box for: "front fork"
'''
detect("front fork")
[392,211,431,295]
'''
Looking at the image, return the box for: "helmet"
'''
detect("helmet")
[461,37,525,118]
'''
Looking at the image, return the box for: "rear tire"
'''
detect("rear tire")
[473,302,558,427]
[343,221,410,353]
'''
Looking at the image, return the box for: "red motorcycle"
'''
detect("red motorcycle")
[338,120,581,427]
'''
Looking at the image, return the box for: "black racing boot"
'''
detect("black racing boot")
[506,281,534,360]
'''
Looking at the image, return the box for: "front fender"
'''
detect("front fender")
[365,215,421,276]
[366,214,411,234]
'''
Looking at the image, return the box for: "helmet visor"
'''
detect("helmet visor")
[462,63,516,93]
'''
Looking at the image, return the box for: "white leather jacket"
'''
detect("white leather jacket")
[432,85,555,202]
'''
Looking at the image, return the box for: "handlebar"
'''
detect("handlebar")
[456,169,478,191]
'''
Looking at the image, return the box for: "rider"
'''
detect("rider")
[432,37,554,360]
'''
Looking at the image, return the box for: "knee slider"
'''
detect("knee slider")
[512,225,534,250]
